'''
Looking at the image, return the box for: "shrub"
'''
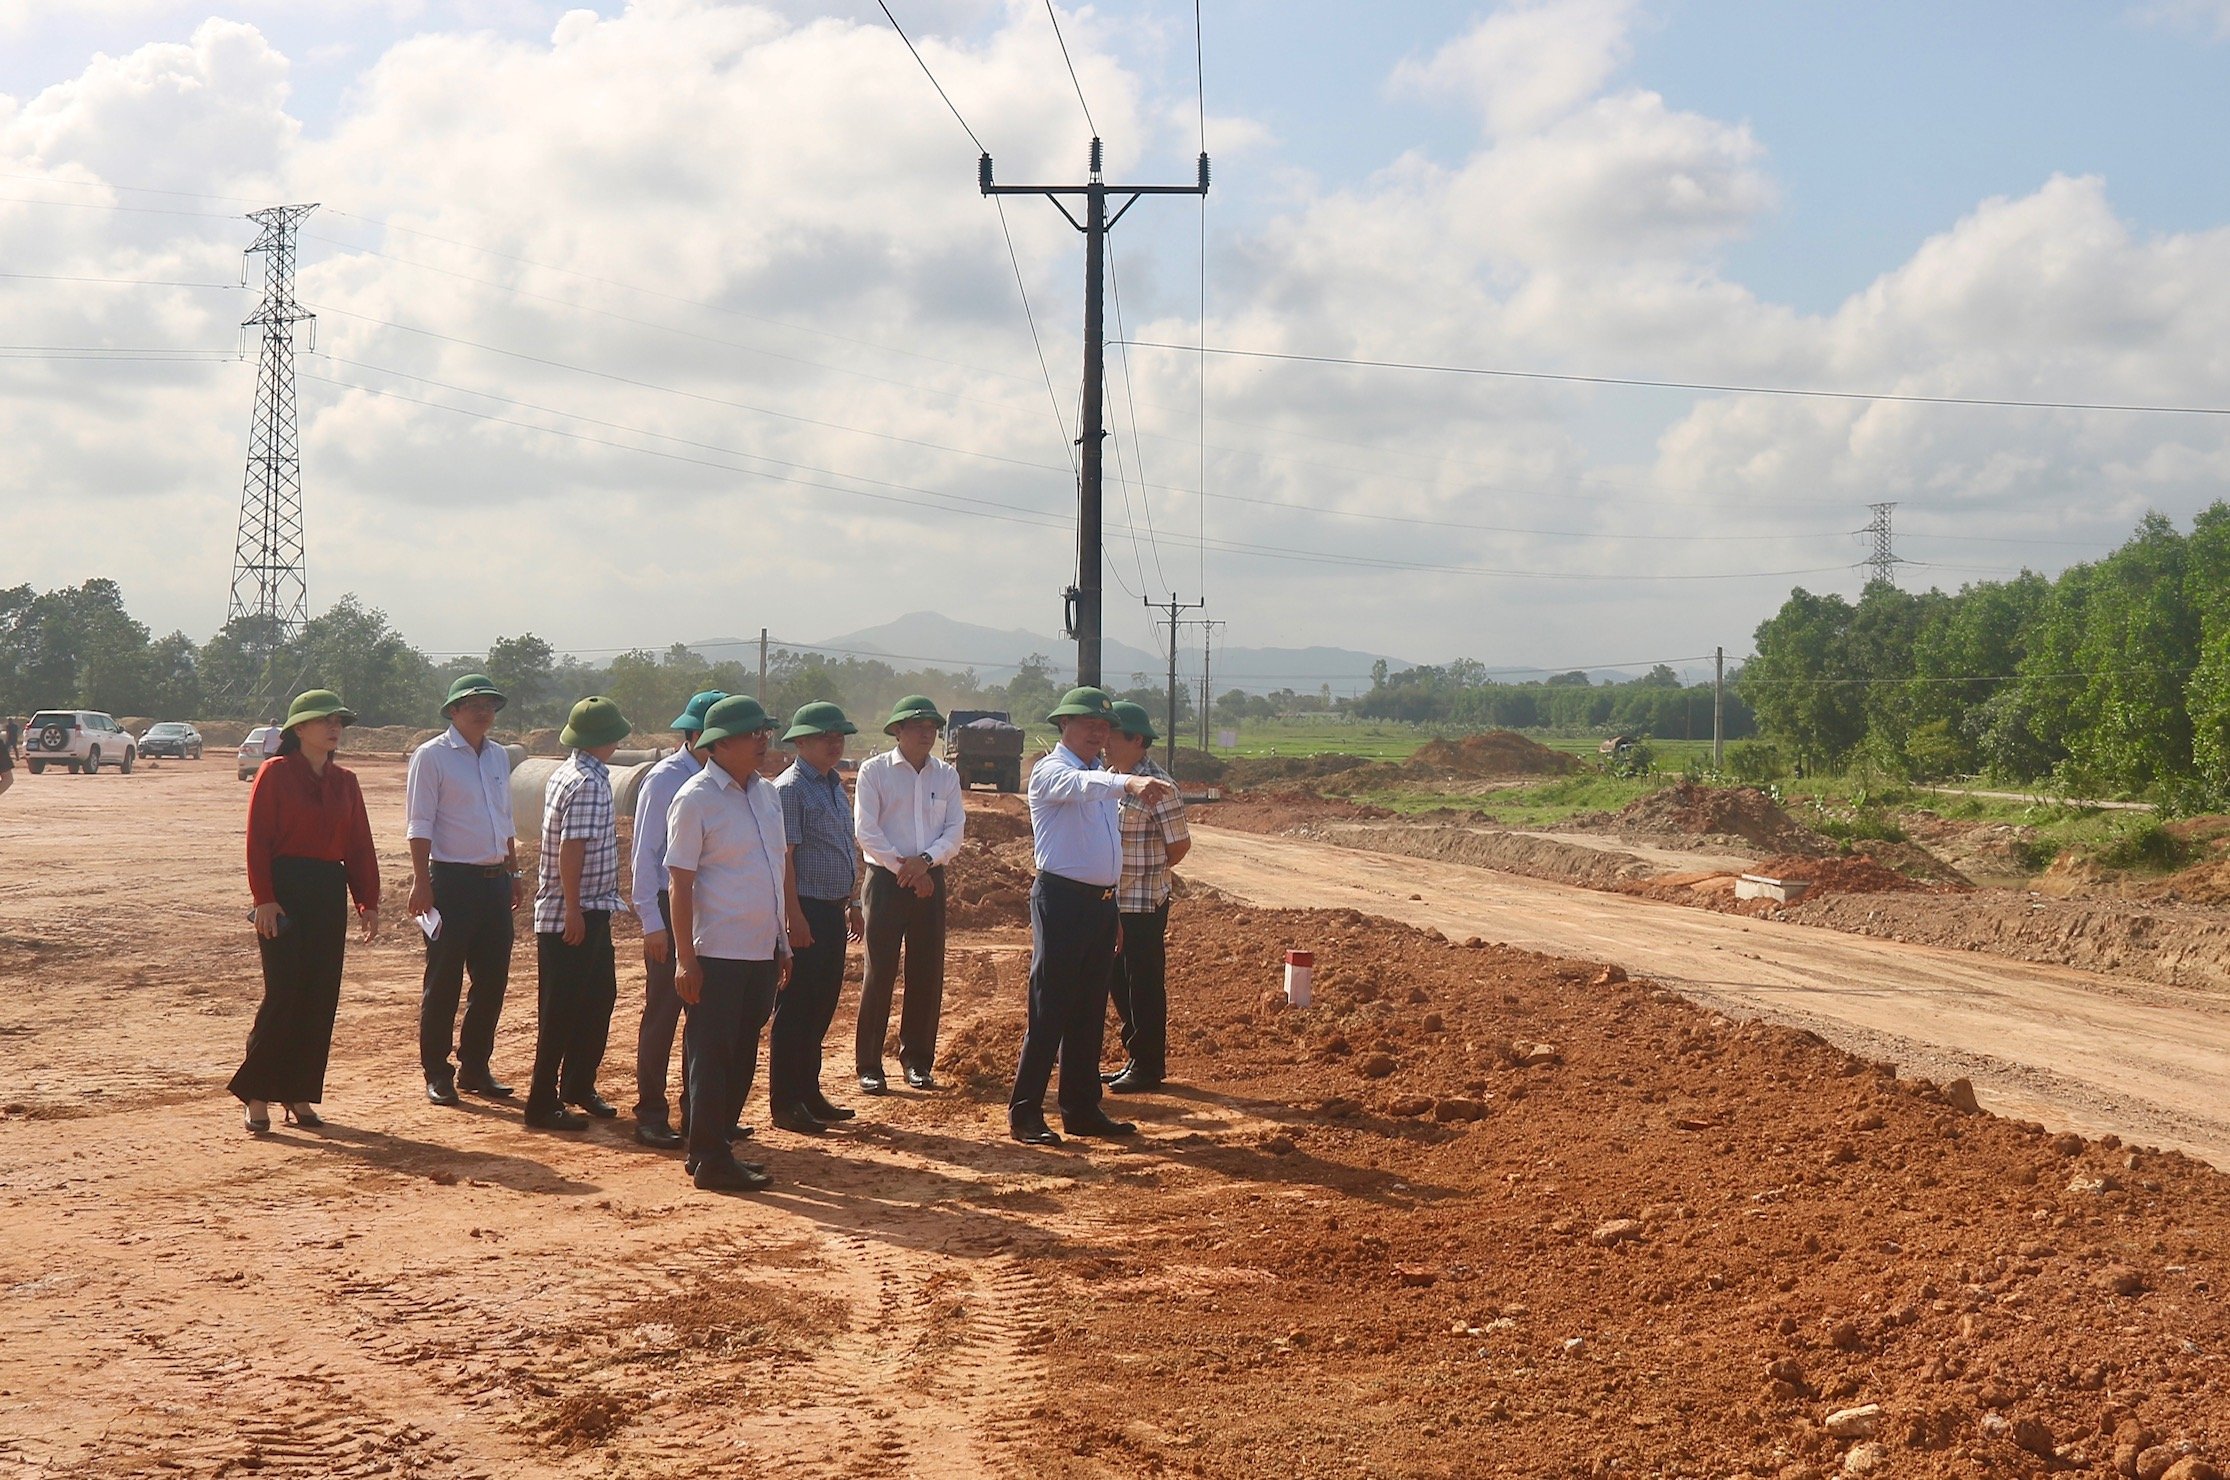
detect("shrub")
[2094,817,2191,872]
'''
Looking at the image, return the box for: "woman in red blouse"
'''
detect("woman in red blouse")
[231,689,381,1133]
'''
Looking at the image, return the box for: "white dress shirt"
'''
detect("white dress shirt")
[404,725,514,866]
[853,748,966,874]
[1027,742,1130,887]
[630,746,704,935]
[664,762,789,961]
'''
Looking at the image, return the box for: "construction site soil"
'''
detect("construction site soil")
[7,764,2230,1477]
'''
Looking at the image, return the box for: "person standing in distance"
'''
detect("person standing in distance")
[851,694,964,1094]
[232,690,380,1133]
[1008,687,1175,1146]
[664,695,794,1192]
[1102,701,1190,1093]
[524,696,632,1131]
[627,689,725,1150]
[768,701,865,1134]
[406,674,524,1106]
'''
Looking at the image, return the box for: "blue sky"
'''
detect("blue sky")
[4,1,2229,678]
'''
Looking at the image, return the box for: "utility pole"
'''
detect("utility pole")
[1865,502,1901,588]
[1713,646,1725,770]
[983,139,1209,687]
[1146,594,1204,773]
[757,627,768,703]
[1197,618,1225,749]
[225,202,318,716]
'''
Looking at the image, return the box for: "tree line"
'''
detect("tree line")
[1742,505,2230,804]
[1352,656,1756,741]
[0,581,1192,739]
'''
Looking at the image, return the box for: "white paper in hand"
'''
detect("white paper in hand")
[415,907,443,941]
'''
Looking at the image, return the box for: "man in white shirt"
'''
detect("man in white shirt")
[627,689,724,1150]
[1009,687,1175,1146]
[665,696,794,1193]
[850,694,965,1094]
[404,674,524,1106]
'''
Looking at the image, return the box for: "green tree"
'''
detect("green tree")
[484,633,559,724]
[294,596,436,726]
[1743,588,1864,768]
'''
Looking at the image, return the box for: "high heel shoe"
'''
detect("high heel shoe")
[244,1100,271,1135]
[283,1103,323,1128]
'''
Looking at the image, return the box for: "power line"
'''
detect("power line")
[1121,339,2230,418]
[1105,240,1169,591]
[1044,0,1098,136]
[0,270,242,291]
[872,1,986,154]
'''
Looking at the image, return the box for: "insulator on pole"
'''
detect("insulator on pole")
[1198,153,1210,190]
[978,153,993,192]
[1089,136,1102,176]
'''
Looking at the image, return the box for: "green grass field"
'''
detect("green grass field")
[1216,718,1431,760]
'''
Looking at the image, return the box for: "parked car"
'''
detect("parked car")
[237,726,280,782]
[23,709,137,774]
[139,721,204,760]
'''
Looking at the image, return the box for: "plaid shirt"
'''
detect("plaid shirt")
[1117,756,1188,913]
[772,756,859,902]
[534,750,622,932]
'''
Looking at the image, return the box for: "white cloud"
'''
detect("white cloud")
[2130,0,2230,40]
[1390,0,1640,138]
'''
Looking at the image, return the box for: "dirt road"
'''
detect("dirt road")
[1185,826,2230,1166]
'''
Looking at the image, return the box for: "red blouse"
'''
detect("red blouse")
[245,753,380,911]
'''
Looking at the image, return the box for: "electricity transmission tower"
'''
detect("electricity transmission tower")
[1864,501,1901,587]
[226,202,319,714]
[982,139,1208,687]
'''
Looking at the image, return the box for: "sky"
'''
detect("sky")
[5,0,2230,691]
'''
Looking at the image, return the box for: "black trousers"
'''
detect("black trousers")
[1111,901,1170,1079]
[230,857,349,1105]
[419,865,513,1080]
[634,887,687,1125]
[1009,873,1118,1121]
[856,864,945,1076]
[684,957,778,1167]
[770,896,848,1106]
[528,911,617,1115]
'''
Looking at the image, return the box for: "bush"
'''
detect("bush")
[2094,817,2192,872]
[1724,741,1785,784]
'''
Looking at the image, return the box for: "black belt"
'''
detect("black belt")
[1039,871,1116,902]
[433,861,511,878]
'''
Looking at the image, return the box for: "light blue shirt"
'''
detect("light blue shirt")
[1027,742,1131,887]
[630,745,703,935]
[665,762,789,961]
[404,725,514,866]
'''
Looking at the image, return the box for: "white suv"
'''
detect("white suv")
[24,710,137,775]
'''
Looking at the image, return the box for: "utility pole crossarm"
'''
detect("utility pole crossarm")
[980,138,1209,689]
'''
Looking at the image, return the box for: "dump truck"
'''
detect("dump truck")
[947,709,1024,792]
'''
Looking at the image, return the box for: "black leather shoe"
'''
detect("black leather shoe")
[567,1093,619,1119]
[693,1158,773,1192]
[426,1079,461,1107]
[1062,1110,1137,1138]
[635,1121,683,1149]
[805,1094,856,1122]
[457,1067,513,1098]
[525,1106,589,1131]
[904,1065,936,1090]
[771,1103,827,1135]
[726,1124,754,1142]
[1105,1070,1163,1095]
[1009,1114,1063,1147]
[858,1070,887,1096]
[1100,1063,1134,1084]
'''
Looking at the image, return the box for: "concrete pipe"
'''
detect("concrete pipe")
[509,756,664,847]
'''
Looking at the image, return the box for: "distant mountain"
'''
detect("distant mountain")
[696,613,1411,696]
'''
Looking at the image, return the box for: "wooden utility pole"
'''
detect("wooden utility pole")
[1197,618,1225,749]
[1713,646,1725,770]
[983,139,1209,687]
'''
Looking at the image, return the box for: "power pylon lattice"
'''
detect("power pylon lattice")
[226,202,319,714]
[1864,501,1901,587]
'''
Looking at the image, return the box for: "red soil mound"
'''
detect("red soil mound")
[1407,729,1581,777]
[1613,780,1832,854]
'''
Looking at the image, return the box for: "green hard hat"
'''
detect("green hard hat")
[784,700,858,742]
[559,695,631,750]
[284,689,355,730]
[1109,700,1158,742]
[699,694,775,746]
[1047,685,1116,723]
[443,673,506,714]
[883,694,947,735]
[670,689,728,733]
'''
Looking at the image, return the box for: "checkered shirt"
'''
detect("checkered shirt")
[1117,756,1188,913]
[533,750,622,932]
[773,756,860,902]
